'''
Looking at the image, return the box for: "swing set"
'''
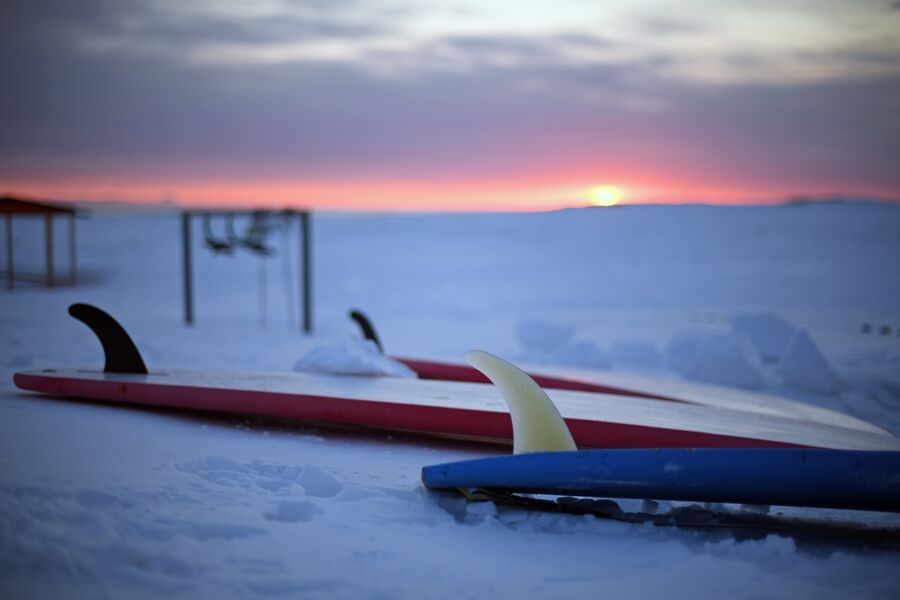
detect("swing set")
[180,209,312,333]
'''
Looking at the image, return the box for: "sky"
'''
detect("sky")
[1,0,899,211]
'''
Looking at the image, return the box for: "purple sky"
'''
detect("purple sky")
[1,0,899,209]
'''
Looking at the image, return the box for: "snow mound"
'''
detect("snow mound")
[293,339,417,378]
[299,464,344,498]
[551,340,613,369]
[668,316,844,394]
[516,319,575,356]
[516,319,611,369]
[731,313,798,363]
[611,341,664,371]
[776,330,844,394]
[666,330,763,389]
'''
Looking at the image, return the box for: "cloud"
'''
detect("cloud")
[635,17,703,36]
[6,0,899,84]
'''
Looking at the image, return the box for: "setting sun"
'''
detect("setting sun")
[590,185,623,207]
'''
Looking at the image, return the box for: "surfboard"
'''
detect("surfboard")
[421,448,900,512]
[14,368,900,451]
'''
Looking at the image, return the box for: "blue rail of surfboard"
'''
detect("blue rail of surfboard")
[421,449,900,512]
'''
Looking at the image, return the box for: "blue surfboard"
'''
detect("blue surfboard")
[421,449,900,512]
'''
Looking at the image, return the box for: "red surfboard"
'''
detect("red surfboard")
[14,368,900,451]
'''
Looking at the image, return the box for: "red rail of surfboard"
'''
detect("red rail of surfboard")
[14,372,799,449]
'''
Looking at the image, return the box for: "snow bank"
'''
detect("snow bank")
[666,314,844,393]
[551,340,613,370]
[777,330,844,394]
[516,319,611,369]
[516,319,575,354]
[610,341,664,370]
[293,339,417,378]
[731,313,798,364]
[666,330,763,388]
[517,311,843,395]
[729,313,844,394]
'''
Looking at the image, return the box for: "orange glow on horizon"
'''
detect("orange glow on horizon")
[590,185,624,207]
[1,174,888,212]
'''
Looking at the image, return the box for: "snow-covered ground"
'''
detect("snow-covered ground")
[2,202,900,598]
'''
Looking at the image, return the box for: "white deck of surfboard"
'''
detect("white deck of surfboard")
[520,362,889,434]
[21,368,900,451]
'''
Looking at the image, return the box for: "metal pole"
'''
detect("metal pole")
[44,214,54,287]
[69,214,77,285]
[5,214,12,290]
[259,256,267,328]
[300,211,312,333]
[182,212,194,325]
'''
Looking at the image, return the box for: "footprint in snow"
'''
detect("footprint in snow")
[174,456,303,493]
[174,457,345,498]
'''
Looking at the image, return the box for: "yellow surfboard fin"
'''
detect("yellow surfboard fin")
[465,350,576,454]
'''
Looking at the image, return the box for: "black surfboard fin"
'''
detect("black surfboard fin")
[68,303,148,374]
[349,309,384,353]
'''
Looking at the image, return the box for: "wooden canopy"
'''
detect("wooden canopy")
[2,194,80,289]
[1,194,78,215]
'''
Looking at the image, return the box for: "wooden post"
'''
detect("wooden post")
[5,214,12,290]
[300,211,312,333]
[69,214,77,285]
[44,214,54,287]
[182,212,194,325]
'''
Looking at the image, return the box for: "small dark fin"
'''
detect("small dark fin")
[349,309,384,353]
[68,303,148,374]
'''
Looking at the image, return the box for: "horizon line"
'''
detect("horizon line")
[6,192,898,216]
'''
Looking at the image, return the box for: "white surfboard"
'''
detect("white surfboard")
[14,366,900,451]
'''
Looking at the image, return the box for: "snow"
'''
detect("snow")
[732,313,800,364]
[777,330,845,395]
[517,319,577,357]
[516,319,612,369]
[293,339,417,378]
[666,329,764,388]
[610,340,666,370]
[2,202,900,598]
